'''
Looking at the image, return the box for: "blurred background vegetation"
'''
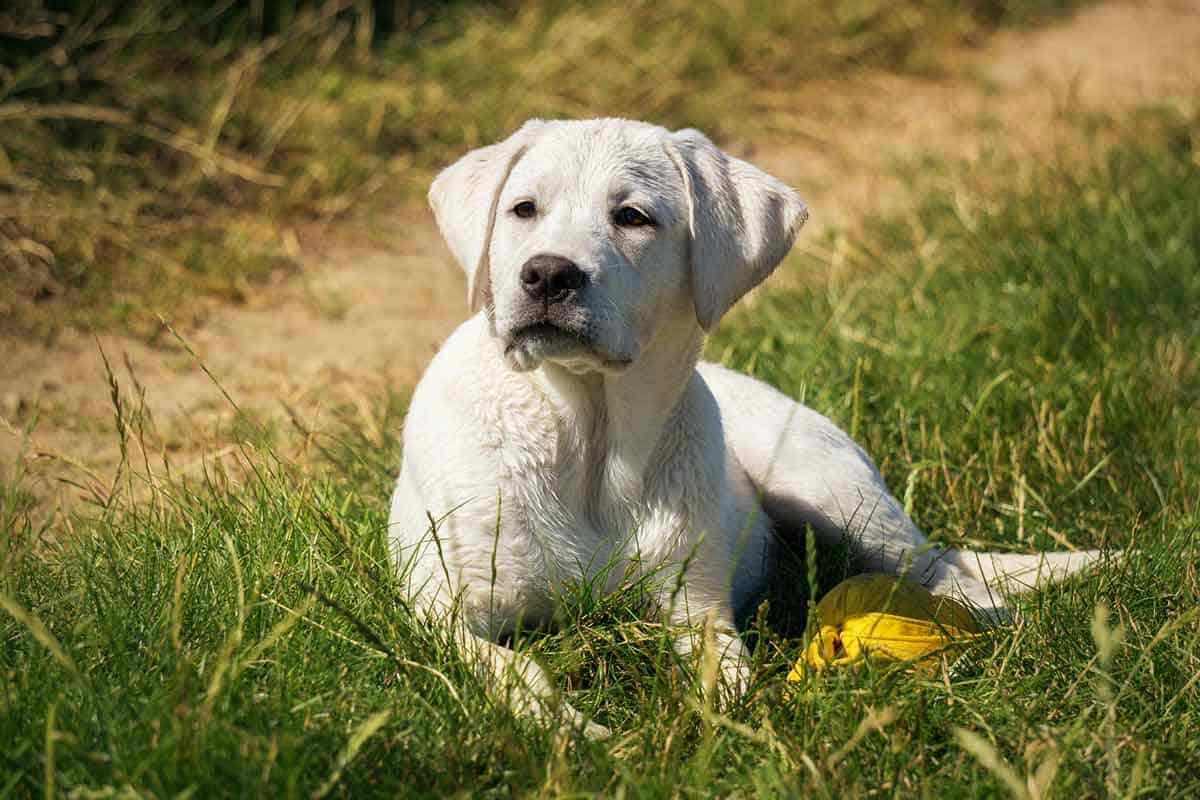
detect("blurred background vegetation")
[1,0,1078,337]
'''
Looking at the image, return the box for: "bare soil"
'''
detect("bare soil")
[3,0,1198,519]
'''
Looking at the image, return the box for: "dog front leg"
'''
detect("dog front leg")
[658,584,753,706]
[451,620,611,740]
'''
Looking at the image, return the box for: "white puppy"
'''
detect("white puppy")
[389,118,1103,736]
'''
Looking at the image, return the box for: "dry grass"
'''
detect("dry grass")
[1,0,1079,338]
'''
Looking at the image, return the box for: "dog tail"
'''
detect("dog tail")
[947,548,1114,597]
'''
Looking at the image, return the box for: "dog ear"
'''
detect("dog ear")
[428,120,545,312]
[667,129,808,330]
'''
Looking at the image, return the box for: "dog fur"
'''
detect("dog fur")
[388,118,1105,737]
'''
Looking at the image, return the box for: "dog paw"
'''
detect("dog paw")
[557,701,611,740]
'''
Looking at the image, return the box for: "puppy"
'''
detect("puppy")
[389,118,1104,737]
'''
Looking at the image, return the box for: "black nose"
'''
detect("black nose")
[519,254,586,304]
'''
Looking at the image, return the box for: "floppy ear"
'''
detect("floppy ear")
[428,120,545,312]
[668,129,808,330]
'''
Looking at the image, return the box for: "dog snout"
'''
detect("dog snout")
[520,254,586,304]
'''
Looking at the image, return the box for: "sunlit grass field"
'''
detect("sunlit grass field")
[3,113,1197,795]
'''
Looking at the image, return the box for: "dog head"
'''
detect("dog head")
[429,118,808,373]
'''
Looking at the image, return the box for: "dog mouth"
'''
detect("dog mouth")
[504,321,594,364]
[503,321,632,372]
[506,321,588,350]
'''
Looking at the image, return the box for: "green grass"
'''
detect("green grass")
[3,123,1199,796]
[1,0,1084,337]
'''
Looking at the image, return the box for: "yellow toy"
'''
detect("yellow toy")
[787,575,982,682]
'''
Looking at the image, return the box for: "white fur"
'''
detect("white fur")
[390,118,1108,738]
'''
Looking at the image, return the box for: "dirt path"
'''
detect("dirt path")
[748,0,1200,233]
[3,0,1198,519]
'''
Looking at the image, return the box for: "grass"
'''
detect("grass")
[3,110,1198,795]
[1,0,1084,337]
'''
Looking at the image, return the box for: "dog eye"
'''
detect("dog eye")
[613,206,654,228]
[513,201,537,219]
